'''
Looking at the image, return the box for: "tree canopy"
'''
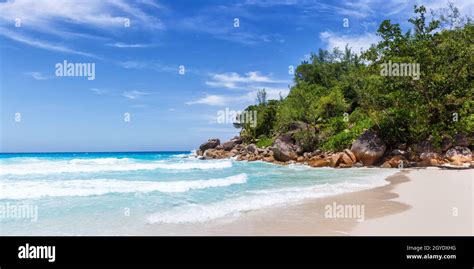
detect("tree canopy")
[237,4,473,152]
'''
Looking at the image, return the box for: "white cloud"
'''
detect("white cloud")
[116,60,176,73]
[0,27,97,57]
[186,95,233,106]
[0,0,163,56]
[0,0,164,32]
[319,31,380,53]
[122,90,150,99]
[188,71,290,106]
[206,71,289,90]
[186,87,289,107]
[106,42,152,48]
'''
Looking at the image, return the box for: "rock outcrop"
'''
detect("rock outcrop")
[308,158,329,167]
[350,130,386,166]
[381,155,408,168]
[246,144,258,154]
[199,138,220,151]
[445,146,472,163]
[222,136,243,151]
[271,139,298,162]
[195,130,473,170]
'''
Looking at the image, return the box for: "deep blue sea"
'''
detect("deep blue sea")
[0,152,397,235]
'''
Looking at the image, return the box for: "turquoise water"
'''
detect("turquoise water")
[0,152,397,235]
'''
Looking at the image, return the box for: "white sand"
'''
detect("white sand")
[351,168,473,235]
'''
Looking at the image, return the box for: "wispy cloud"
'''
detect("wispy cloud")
[243,0,376,17]
[89,88,109,95]
[24,71,50,80]
[0,0,164,56]
[0,27,97,57]
[243,0,474,19]
[116,60,177,73]
[242,0,299,7]
[122,90,151,99]
[177,15,272,45]
[0,0,164,32]
[106,42,153,48]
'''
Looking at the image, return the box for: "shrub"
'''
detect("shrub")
[256,136,274,148]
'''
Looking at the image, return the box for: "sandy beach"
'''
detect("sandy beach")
[351,168,473,235]
[193,168,473,236]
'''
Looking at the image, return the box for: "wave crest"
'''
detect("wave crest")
[0,173,247,199]
[146,171,397,224]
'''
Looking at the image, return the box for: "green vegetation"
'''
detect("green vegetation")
[236,4,473,151]
[256,136,274,148]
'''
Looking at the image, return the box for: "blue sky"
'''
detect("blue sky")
[0,0,472,152]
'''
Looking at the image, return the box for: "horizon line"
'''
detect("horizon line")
[0,150,193,154]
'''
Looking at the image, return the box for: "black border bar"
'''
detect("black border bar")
[0,236,473,267]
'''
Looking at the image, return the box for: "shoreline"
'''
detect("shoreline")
[152,167,472,236]
[198,169,412,235]
[230,168,471,236]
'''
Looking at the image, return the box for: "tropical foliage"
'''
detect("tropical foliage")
[237,4,473,151]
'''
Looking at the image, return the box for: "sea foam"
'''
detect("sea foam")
[0,173,247,199]
[146,170,398,224]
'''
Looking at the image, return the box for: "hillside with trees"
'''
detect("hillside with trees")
[198,4,473,168]
[237,4,473,152]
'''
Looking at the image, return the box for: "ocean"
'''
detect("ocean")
[0,152,398,235]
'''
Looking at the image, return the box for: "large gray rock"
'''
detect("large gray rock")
[271,139,298,162]
[350,130,386,166]
[246,144,258,154]
[222,136,243,151]
[199,138,220,151]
